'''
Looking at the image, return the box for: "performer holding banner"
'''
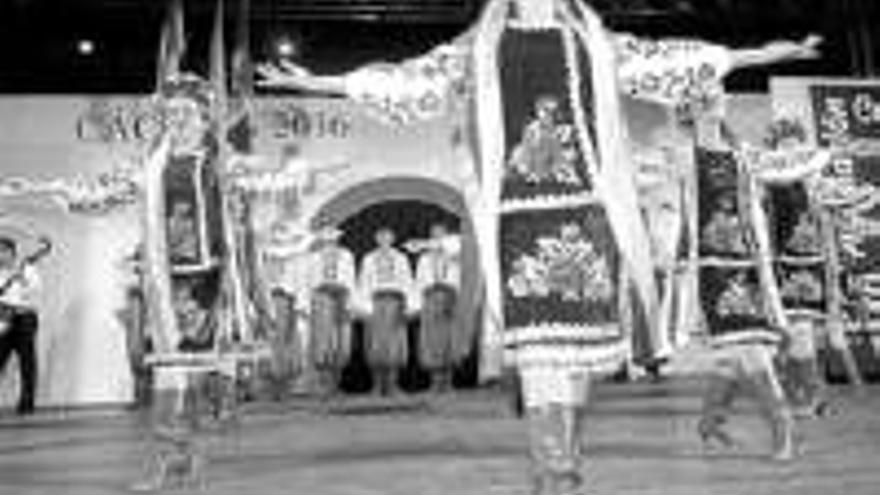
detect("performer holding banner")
[134,73,232,491]
[260,0,821,489]
[358,227,414,396]
[689,107,835,461]
[260,221,315,392]
[308,227,356,398]
[407,223,464,393]
[756,119,835,417]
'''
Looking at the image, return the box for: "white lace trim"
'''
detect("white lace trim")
[504,323,621,345]
[513,340,629,372]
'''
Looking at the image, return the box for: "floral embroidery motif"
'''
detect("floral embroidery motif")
[506,95,582,185]
[715,272,764,318]
[780,269,824,303]
[701,194,750,255]
[507,223,612,302]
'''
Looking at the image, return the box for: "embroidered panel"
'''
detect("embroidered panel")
[498,29,594,201]
[764,182,829,316]
[163,151,226,266]
[696,148,755,259]
[500,204,618,332]
[695,147,774,338]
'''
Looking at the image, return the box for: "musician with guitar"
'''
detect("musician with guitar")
[0,234,50,416]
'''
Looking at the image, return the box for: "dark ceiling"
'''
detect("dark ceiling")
[0,0,876,94]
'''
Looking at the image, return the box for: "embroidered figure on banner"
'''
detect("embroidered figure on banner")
[702,193,751,255]
[507,222,612,302]
[785,211,823,255]
[506,95,582,185]
[167,199,201,264]
[716,271,764,318]
[780,269,824,303]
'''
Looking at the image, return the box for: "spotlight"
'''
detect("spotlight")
[276,36,297,59]
[76,39,95,56]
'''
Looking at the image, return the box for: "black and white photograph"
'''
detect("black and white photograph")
[0,1,879,494]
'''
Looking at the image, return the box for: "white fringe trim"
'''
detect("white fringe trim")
[504,323,621,345]
[498,191,600,213]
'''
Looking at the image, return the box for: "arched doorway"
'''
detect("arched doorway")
[310,177,481,394]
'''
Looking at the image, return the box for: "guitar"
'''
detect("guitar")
[0,237,52,336]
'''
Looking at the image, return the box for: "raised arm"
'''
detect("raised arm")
[615,33,822,107]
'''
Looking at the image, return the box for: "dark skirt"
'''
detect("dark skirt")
[309,284,352,369]
[419,284,460,369]
[366,290,408,368]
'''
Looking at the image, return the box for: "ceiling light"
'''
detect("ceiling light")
[276,36,297,59]
[77,39,96,56]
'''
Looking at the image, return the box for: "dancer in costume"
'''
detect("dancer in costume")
[259,0,821,489]
[118,245,152,407]
[308,227,356,398]
[266,287,300,401]
[260,221,319,393]
[358,227,414,396]
[691,111,832,461]
[133,73,232,491]
[757,119,835,417]
[408,223,464,393]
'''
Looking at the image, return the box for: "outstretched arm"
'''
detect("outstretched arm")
[256,59,346,95]
[258,42,469,125]
[730,35,822,71]
[615,32,822,108]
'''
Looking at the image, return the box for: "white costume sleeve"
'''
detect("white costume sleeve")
[340,249,357,306]
[341,42,470,125]
[20,265,41,307]
[614,33,733,107]
[415,253,435,295]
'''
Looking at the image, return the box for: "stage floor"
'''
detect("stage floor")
[0,380,878,495]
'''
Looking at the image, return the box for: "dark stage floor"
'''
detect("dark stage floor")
[0,380,877,495]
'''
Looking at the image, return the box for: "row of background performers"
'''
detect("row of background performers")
[257,222,472,397]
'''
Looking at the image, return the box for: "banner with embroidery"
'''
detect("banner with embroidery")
[500,204,618,334]
[695,147,776,339]
[498,28,595,202]
[696,148,755,259]
[163,151,226,268]
[763,181,829,316]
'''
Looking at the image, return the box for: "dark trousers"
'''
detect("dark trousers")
[0,310,38,414]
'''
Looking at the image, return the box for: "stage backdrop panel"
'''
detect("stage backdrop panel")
[0,96,143,407]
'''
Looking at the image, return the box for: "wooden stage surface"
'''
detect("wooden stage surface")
[0,379,877,495]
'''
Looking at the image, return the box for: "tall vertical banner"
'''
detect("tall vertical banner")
[772,78,880,331]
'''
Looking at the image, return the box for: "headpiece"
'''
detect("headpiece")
[156,72,215,110]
